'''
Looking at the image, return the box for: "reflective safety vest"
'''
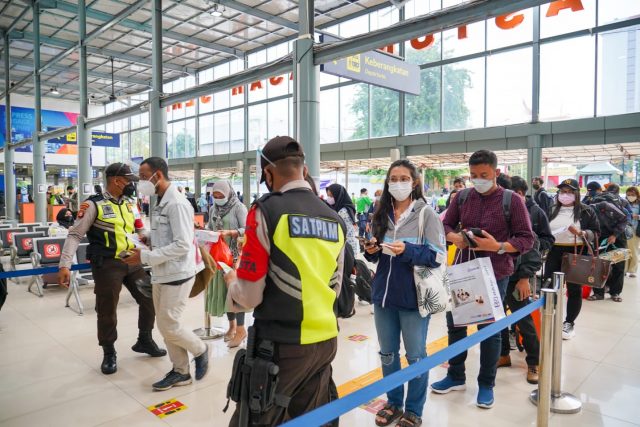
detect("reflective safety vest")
[255,189,346,345]
[86,194,136,260]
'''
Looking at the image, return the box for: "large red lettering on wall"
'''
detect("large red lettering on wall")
[410,35,435,50]
[269,76,284,86]
[250,81,263,91]
[546,0,584,17]
[495,12,525,29]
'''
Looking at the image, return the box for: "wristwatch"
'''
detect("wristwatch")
[497,242,506,255]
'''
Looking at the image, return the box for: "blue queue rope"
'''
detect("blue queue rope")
[0,263,91,280]
[281,297,545,427]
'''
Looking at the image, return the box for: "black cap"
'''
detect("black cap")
[105,162,139,182]
[586,181,601,191]
[259,136,305,183]
[558,178,579,191]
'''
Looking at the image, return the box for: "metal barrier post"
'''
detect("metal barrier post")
[549,272,582,413]
[530,289,556,427]
[193,279,225,340]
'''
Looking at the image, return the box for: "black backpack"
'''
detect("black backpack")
[353,258,373,304]
[337,244,356,318]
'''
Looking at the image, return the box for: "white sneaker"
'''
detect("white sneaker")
[370,305,375,314]
[562,322,575,340]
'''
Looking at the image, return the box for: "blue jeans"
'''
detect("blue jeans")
[374,305,430,417]
[446,277,509,389]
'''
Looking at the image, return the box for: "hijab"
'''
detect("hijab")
[56,208,75,229]
[327,183,356,224]
[211,180,240,224]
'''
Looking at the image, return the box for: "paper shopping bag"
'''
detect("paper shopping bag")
[448,257,505,327]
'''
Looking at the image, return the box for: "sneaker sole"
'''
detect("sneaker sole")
[152,378,193,391]
[562,332,575,340]
[476,400,494,409]
[430,384,466,394]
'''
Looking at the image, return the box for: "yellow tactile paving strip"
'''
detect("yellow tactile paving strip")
[337,325,479,397]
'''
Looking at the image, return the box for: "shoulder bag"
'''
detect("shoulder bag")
[561,236,611,288]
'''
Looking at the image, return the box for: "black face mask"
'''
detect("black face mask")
[123,182,136,198]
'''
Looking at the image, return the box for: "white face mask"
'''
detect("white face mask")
[388,182,413,202]
[471,178,494,194]
[628,195,637,203]
[214,197,228,206]
[326,196,335,205]
[137,173,158,197]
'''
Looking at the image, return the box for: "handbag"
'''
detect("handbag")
[561,237,612,288]
[414,206,449,317]
[209,238,233,270]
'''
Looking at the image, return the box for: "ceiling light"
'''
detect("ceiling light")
[50,87,59,95]
[210,3,224,17]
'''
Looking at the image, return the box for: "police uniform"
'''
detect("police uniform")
[226,137,346,426]
[59,164,163,373]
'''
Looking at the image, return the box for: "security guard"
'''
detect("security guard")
[224,136,346,426]
[58,163,166,375]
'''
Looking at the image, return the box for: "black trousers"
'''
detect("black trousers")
[92,257,155,347]
[500,280,540,366]
[544,245,584,324]
[593,240,627,296]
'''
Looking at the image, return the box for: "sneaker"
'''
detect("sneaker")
[497,355,512,368]
[562,322,575,340]
[430,376,466,394]
[476,386,494,409]
[509,331,517,351]
[629,273,637,278]
[152,370,192,391]
[193,345,210,380]
[527,365,539,385]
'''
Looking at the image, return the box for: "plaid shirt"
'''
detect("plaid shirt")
[443,186,535,280]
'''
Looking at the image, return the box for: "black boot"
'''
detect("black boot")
[132,331,167,357]
[101,345,117,375]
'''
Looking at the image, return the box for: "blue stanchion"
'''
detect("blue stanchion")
[1,263,91,280]
[281,298,545,427]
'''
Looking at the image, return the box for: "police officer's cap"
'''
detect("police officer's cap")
[586,181,601,191]
[260,136,305,183]
[105,162,139,182]
[558,179,579,191]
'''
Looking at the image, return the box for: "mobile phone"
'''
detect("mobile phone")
[512,288,521,301]
[460,231,478,248]
[217,261,233,274]
[470,228,484,238]
[119,250,134,259]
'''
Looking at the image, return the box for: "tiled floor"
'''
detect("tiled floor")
[1,274,639,426]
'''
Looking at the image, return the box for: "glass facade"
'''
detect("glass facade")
[105,0,640,164]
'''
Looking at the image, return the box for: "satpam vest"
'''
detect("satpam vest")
[86,194,136,260]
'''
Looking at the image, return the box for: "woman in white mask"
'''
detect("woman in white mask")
[206,181,249,348]
[326,183,359,255]
[544,179,600,340]
[625,187,640,278]
[363,160,446,427]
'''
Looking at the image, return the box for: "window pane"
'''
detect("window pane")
[540,36,595,121]
[199,114,214,156]
[131,128,149,159]
[599,0,640,25]
[540,0,595,38]
[121,132,129,160]
[340,84,369,141]
[443,57,485,130]
[200,93,214,114]
[405,0,441,19]
[405,33,441,65]
[405,67,441,135]
[487,9,533,50]
[214,112,230,155]
[268,74,289,99]
[248,104,267,150]
[443,21,485,60]
[340,15,369,37]
[320,88,339,144]
[249,80,267,103]
[141,112,148,128]
[598,25,640,116]
[185,118,196,158]
[267,99,288,139]
[131,114,140,130]
[486,48,533,126]
[230,60,245,108]
[214,63,230,110]
[371,87,399,138]
[230,108,245,153]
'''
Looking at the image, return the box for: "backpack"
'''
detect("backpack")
[353,258,374,304]
[337,244,356,318]
[456,188,513,225]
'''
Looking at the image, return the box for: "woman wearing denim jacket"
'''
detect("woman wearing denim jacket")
[364,160,446,427]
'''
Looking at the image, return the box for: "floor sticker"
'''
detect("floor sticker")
[348,334,369,342]
[359,398,388,415]
[148,399,187,419]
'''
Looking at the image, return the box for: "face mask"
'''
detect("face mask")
[214,197,228,206]
[137,173,157,197]
[628,196,637,203]
[122,181,136,198]
[326,196,335,205]
[388,182,413,202]
[472,178,494,194]
[558,193,576,206]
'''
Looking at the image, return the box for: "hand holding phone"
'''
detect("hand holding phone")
[469,228,484,238]
[460,231,478,248]
[119,250,134,259]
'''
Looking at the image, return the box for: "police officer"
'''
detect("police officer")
[224,136,346,426]
[58,163,166,375]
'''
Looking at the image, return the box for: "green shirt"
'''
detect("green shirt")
[356,195,373,213]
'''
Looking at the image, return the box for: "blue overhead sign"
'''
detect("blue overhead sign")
[320,35,421,95]
[49,131,120,148]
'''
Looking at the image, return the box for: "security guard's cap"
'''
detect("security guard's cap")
[105,162,139,182]
[259,136,305,183]
[558,178,579,191]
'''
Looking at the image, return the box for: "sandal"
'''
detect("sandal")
[611,295,623,302]
[375,404,403,427]
[396,412,422,427]
[587,294,604,301]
